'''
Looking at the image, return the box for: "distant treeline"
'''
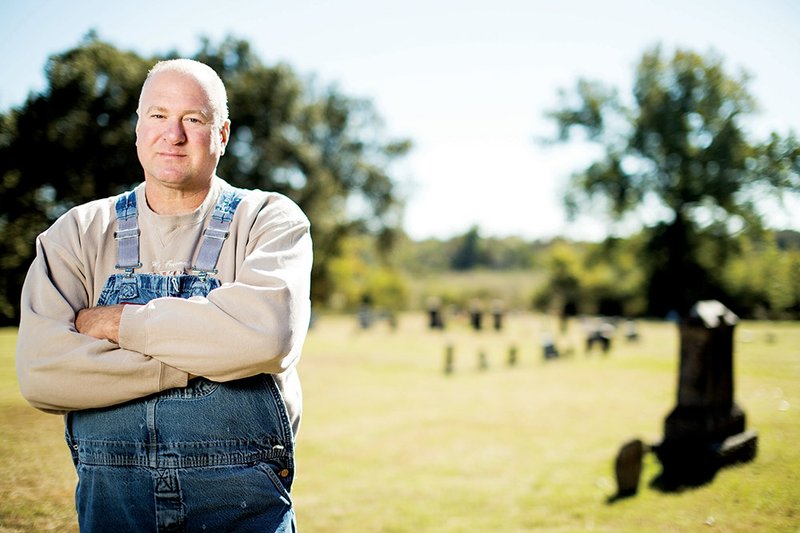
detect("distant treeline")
[327,228,800,320]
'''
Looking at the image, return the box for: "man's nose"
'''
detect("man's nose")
[164,119,186,144]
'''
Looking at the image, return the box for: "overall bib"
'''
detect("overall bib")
[65,188,296,532]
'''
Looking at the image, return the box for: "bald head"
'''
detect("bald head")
[138,59,229,129]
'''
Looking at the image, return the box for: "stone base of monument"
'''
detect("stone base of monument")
[652,428,758,488]
[716,429,758,465]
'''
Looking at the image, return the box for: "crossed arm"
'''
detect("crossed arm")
[75,305,126,343]
[17,199,312,413]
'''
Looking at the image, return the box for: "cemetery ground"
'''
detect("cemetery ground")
[0,314,798,532]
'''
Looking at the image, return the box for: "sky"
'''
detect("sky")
[1,0,799,241]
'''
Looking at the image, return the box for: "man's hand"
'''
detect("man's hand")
[75,305,127,344]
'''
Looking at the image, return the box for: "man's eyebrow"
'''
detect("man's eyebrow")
[145,106,212,118]
[145,105,169,115]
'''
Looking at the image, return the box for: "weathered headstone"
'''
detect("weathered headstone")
[427,296,445,330]
[507,345,518,367]
[444,344,454,375]
[613,438,646,498]
[541,332,559,360]
[491,299,505,331]
[654,300,757,485]
[586,321,613,354]
[469,299,484,331]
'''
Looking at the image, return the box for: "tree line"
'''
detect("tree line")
[331,228,800,320]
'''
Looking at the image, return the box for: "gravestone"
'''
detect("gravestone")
[469,299,484,331]
[427,296,445,330]
[541,332,559,360]
[586,321,613,354]
[507,345,518,366]
[444,344,454,375]
[613,439,647,498]
[653,300,757,485]
[491,299,505,331]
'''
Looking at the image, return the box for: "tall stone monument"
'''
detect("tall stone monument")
[654,300,758,485]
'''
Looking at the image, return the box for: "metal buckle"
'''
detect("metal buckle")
[115,263,142,276]
[191,268,218,281]
[113,228,140,240]
[203,227,229,241]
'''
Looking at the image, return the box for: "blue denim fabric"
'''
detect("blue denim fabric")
[67,273,296,531]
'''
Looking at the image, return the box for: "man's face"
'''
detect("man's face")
[135,71,229,192]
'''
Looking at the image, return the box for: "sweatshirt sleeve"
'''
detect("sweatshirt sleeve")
[118,193,312,381]
[15,222,189,414]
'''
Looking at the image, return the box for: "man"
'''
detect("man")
[16,59,312,531]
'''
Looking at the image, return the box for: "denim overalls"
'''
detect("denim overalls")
[65,188,296,532]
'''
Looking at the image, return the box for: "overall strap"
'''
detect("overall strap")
[192,187,246,278]
[114,190,141,275]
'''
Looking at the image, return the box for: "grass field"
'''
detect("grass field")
[1,314,798,532]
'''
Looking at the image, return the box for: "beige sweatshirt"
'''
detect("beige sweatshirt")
[16,177,312,435]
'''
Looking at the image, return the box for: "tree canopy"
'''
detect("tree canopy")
[546,45,800,316]
[0,33,411,324]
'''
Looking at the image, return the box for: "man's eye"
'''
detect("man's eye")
[150,114,165,119]
[185,117,202,124]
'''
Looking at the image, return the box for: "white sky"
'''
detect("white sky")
[1,0,798,241]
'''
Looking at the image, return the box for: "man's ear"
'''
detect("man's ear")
[219,119,231,155]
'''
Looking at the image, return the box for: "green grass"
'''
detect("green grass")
[1,316,799,532]
[0,329,77,532]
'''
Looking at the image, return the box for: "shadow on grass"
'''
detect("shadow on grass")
[648,467,719,493]
[605,467,718,504]
[605,454,762,504]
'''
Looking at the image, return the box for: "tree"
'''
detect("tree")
[532,240,583,320]
[450,225,484,270]
[327,235,408,312]
[533,237,646,321]
[722,234,800,318]
[0,33,411,324]
[545,45,800,316]
[0,33,150,323]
